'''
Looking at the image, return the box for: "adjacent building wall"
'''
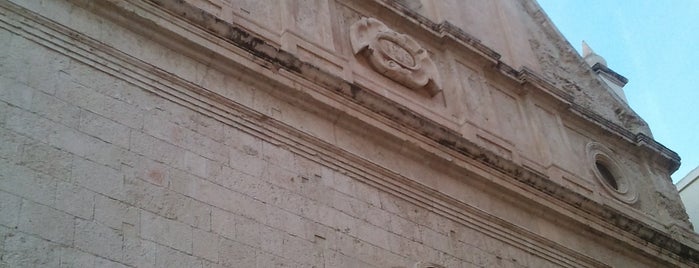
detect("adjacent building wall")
[679,166,699,229]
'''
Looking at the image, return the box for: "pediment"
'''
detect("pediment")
[393,0,650,135]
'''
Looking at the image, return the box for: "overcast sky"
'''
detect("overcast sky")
[537,0,699,183]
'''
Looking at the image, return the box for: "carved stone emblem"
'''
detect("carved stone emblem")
[350,18,442,97]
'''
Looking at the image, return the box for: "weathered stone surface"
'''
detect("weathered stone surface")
[0,0,696,267]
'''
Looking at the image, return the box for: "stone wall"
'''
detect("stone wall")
[0,21,580,267]
[1,0,697,267]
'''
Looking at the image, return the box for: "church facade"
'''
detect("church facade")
[1,0,698,267]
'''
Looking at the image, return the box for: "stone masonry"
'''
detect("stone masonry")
[1,0,698,267]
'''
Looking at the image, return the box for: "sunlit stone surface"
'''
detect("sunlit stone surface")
[0,0,697,267]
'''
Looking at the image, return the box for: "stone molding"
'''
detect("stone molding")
[350,17,441,97]
[3,0,696,266]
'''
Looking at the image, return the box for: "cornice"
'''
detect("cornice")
[591,62,629,87]
[2,0,695,265]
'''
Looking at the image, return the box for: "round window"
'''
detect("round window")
[595,160,618,190]
[586,142,638,204]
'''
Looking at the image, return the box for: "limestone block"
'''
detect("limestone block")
[265,205,306,239]
[281,234,318,266]
[354,239,388,266]
[223,126,262,155]
[211,209,262,247]
[72,158,123,200]
[363,204,392,228]
[259,225,286,257]
[143,112,228,163]
[208,165,268,202]
[218,238,257,268]
[261,162,301,195]
[18,200,74,245]
[329,171,356,196]
[356,221,390,250]
[58,247,99,268]
[234,214,262,247]
[5,105,126,170]
[420,226,451,254]
[379,191,428,224]
[140,210,193,254]
[332,232,359,259]
[0,191,21,227]
[125,177,211,229]
[0,77,33,111]
[212,207,247,243]
[3,106,55,144]
[122,235,157,268]
[202,259,226,268]
[154,244,202,268]
[68,65,158,111]
[74,219,123,261]
[1,229,61,267]
[170,172,266,222]
[54,80,144,129]
[329,189,368,219]
[274,185,320,220]
[0,127,29,161]
[94,257,130,268]
[144,100,224,143]
[94,194,138,230]
[255,251,296,268]
[188,113,225,143]
[353,181,382,208]
[193,228,219,262]
[184,151,208,178]
[229,146,267,178]
[20,140,73,181]
[0,159,57,206]
[55,182,95,219]
[323,251,355,268]
[78,110,131,149]
[30,91,81,128]
[389,213,422,241]
[122,154,171,187]
[261,141,296,171]
[424,211,454,237]
[129,131,186,168]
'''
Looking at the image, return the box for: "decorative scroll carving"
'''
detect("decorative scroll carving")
[350,17,442,97]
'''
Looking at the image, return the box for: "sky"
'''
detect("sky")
[536,0,699,183]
